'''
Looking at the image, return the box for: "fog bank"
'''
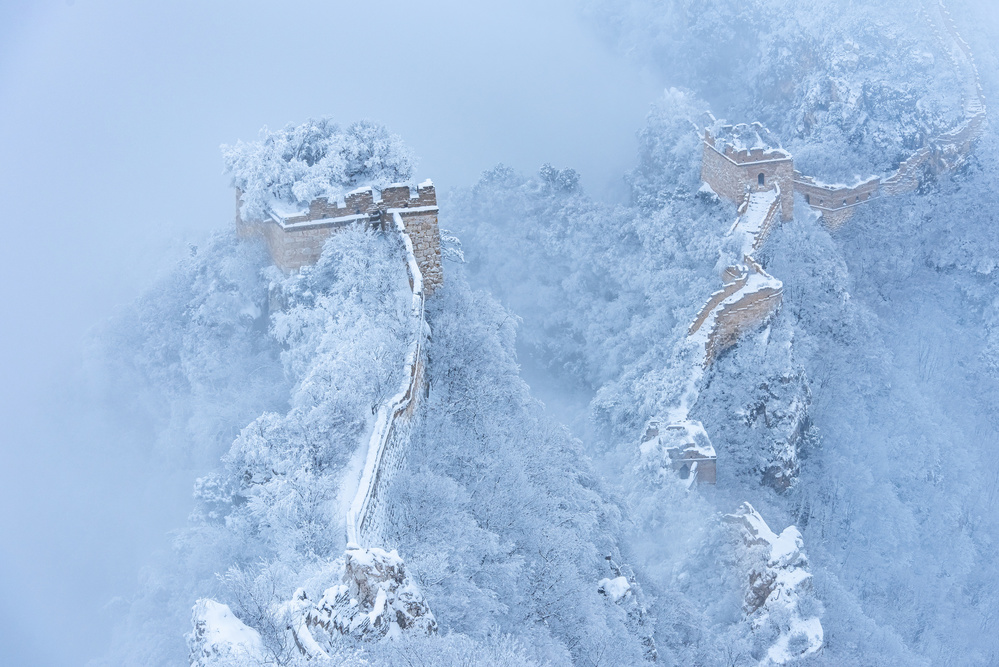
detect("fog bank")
[0,1,660,664]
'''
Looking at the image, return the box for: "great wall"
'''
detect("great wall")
[234,0,986,503]
[634,8,990,645]
[237,182,442,554]
[345,209,431,547]
[203,2,990,658]
[658,0,986,486]
[795,0,986,228]
[226,183,445,651]
[228,0,982,570]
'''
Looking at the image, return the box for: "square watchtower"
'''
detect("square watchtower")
[701,122,794,221]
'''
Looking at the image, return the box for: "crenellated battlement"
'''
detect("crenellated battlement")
[704,133,793,166]
[237,179,443,293]
[269,180,438,226]
[725,146,790,164]
[380,180,438,209]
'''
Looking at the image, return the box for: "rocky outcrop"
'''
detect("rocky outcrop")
[188,599,265,667]
[743,370,812,492]
[725,503,823,665]
[282,547,437,658]
[189,547,436,664]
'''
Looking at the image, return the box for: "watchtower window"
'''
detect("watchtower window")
[805,194,810,204]
[758,173,766,186]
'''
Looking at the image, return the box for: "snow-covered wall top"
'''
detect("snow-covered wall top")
[346,211,430,547]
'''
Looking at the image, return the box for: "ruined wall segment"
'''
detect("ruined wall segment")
[640,419,716,486]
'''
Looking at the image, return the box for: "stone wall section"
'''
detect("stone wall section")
[817,207,857,230]
[397,210,443,295]
[689,270,750,338]
[689,186,784,368]
[701,132,795,221]
[347,212,430,547]
[704,283,783,364]
[236,181,444,295]
[792,173,880,229]
[352,352,425,545]
[259,218,344,271]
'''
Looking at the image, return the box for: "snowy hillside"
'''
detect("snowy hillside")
[90,0,999,665]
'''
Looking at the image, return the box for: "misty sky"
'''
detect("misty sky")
[0,1,661,664]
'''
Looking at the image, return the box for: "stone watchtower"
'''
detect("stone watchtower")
[701,123,794,221]
[237,180,443,295]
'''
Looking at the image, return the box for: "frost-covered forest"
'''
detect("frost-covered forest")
[7,0,999,665]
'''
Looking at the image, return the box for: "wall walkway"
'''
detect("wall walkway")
[346,211,430,546]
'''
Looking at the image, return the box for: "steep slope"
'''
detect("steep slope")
[98,226,654,665]
[449,1,999,663]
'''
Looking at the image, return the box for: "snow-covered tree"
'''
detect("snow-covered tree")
[223,117,415,221]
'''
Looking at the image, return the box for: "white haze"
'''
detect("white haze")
[0,1,659,665]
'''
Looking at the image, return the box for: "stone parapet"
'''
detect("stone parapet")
[347,211,431,547]
[704,283,783,364]
[689,268,749,337]
[236,181,444,294]
[792,173,880,212]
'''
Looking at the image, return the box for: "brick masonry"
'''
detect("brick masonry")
[237,181,444,295]
[704,285,783,363]
[701,132,795,222]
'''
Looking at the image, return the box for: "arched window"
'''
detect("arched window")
[805,194,811,204]
[758,173,766,186]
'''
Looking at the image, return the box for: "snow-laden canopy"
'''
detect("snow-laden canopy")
[223,117,415,221]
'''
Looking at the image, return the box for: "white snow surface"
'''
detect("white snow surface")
[598,576,631,603]
[727,503,824,665]
[189,599,264,665]
[733,188,780,255]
